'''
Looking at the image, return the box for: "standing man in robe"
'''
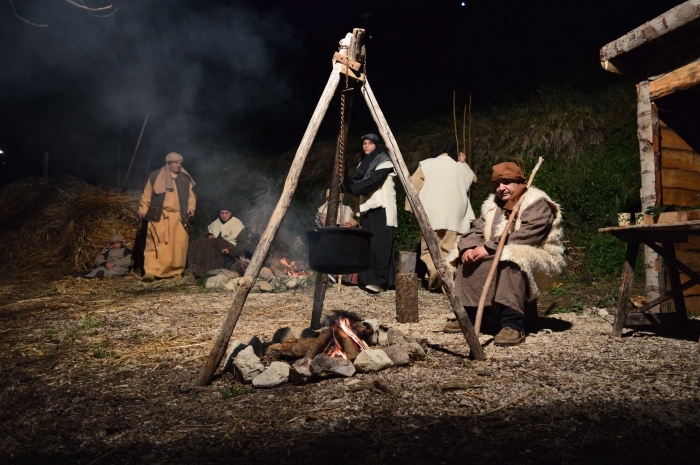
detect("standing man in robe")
[406,141,476,291]
[341,133,397,294]
[137,152,196,281]
[445,162,565,345]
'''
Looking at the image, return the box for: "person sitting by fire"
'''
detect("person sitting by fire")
[193,206,250,278]
[340,133,397,294]
[444,162,565,346]
[316,189,358,228]
[405,141,476,291]
[71,234,132,279]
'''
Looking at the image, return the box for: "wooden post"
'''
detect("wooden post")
[117,123,122,189]
[122,114,149,191]
[396,251,418,323]
[613,242,639,337]
[42,152,49,178]
[197,35,350,386]
[637,81,661,308]
[309,29,363,330]
[361,79,485,360]
[662,242,689,324]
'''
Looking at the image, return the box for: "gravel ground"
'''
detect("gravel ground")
[1,274,699,464]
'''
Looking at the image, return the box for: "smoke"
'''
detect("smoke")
[0,0,297,186]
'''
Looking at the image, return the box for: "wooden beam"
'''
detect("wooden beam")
[196,35,349,386]
[361,79,486,361]
[649,60,700,100]
[613,243,639,337]
[600,1,700,63]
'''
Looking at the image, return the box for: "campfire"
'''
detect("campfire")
[323,315,371,360]
[277,258,308,278]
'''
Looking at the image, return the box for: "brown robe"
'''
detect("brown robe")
[454,197,553,313]
[193,229,249,278]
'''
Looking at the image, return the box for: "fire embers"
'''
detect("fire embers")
[269,251,308,279]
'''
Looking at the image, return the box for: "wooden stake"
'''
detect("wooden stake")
[474,157,544,336]
[122,114,149,191]
[117,123,122,189]
[197,38,348,386]
[362,79,485,360]
[42,152,49,178]
[468,94,473,167]
[453,90,460,152]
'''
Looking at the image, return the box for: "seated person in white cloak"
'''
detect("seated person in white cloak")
[193,207,250,278]
[71,234,132,279]
[316,189,358,228]
[406,141,476,291]
[444,162,565,346]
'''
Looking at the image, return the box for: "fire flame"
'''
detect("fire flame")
[323,317,368,359]
[278,258,307,277]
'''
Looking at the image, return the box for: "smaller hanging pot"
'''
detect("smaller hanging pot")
[306,227,373,275]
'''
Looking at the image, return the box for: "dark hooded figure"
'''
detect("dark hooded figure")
[340,133,397,294]
[193,206,250,278]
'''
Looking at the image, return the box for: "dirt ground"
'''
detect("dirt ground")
[1,273,699,464]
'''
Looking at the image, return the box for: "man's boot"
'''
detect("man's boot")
[494,327,525,346]
[442,320,462,333]
[142,273,155,282]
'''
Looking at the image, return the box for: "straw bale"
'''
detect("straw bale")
[0,175,140,275]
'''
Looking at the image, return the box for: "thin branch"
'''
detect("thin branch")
[90,7,118,18]
[65,0,113,12]
[8,0,48,27]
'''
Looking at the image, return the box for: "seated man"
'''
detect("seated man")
[444,162,565,346]
[72,234,132,279]
[316,189,358,228]
[193,207,250,278]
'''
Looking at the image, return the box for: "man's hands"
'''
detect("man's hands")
[221,248,229,255]
[462,245,489,264]
[207,234,216,239]
[105,262,115,269]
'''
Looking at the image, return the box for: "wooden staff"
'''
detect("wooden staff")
[197,45,348,387]
[473,157,544,336]
[122,114,149,191]
[362,79,485,361]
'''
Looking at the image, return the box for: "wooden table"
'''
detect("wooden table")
[599,221,700,337]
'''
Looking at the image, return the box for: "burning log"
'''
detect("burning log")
[335,330,359,360]
[304,327,332,359]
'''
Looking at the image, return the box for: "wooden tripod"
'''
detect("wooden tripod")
[197,29,485,386]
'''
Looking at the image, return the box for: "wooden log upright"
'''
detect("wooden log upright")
[396,251,419,323]
[310,30,363,330]
[197,36,351,386]
[361,80,485,360]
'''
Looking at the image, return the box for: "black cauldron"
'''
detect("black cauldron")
[306,227,373,275]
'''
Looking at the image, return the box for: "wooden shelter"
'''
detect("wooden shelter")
[601,0,700,313]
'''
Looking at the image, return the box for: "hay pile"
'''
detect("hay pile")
[0,175,140,275]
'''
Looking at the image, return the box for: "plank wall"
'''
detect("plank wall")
[660,121,700,313]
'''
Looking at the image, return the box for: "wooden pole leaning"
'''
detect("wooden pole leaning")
[197,50,347,386]
[361,79,486,361]
[473,157,544,336]
[123,114,149,191]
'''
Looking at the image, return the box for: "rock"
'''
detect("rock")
[205,274,230,289]
[354,349,393,373]
[258,281,273,292]
[232,346,265,383]
[387,328,406,346]
[206,268,238,278]
[597,308,610,317]
[382,345,410,366]
[289,358,314,384]
[252,361,290,388]
[285,278,299,289]
[378,332,389,347]
[310,354,356,378]
[401,341,426,361]
[258,267,275,282]
[410,332,428,346]
[363,319,380,345]
[223,278,240,291]
[233,335,263,358]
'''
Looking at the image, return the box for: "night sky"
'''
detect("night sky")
[0,0,685,188]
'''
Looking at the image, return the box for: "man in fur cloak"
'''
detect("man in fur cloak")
[444,162,565,345]
[137,152,196,281]
[193,207,250,278]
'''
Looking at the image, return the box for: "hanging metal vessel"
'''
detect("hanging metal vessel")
[306,227,373,275]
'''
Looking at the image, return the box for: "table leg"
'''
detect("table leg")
[613,242,639,337]
[662,243,689,325]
